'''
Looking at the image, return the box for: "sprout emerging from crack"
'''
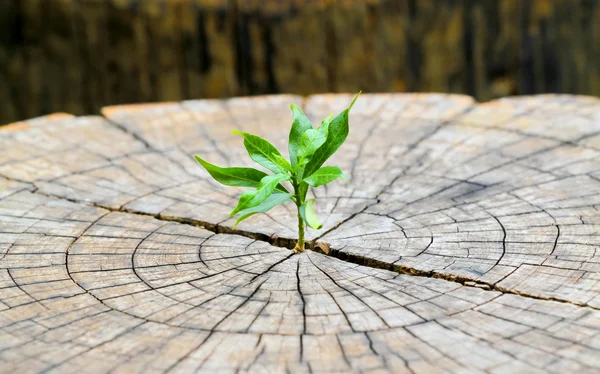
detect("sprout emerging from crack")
[195,93,360,253]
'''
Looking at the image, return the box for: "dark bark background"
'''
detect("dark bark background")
[0,0,598,125]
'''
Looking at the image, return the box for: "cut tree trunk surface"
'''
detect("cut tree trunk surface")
[1,93,599,373]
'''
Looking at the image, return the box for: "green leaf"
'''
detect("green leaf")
[298,182,310,202]
[303,166,347,187]
[303,92,360,177]
[320,113,333,130]
[193,155,268,187]
[295,127,328,180]
[288,104,313,169]
[230,173,291,216]
[294,116,330,178]
[232,130,288,174]
[300,199,322,230]
[318,117,331,141]
[232,193,292,229]
[297,128,327,162]
[195,155,288,194]
[272,153,292,172]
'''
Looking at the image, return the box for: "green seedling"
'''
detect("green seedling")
[195,92,360,253]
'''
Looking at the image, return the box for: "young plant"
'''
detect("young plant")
[194,93,360,253]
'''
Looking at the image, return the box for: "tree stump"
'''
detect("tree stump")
[1,93,600,372]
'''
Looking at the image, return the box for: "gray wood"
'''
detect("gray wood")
[1,94,599,372]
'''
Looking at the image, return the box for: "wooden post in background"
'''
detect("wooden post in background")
[1,0,599,125]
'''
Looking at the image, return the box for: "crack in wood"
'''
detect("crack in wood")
[24,186,599,311]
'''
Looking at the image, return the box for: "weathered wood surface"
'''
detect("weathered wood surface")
[2,0,600,125]
[1,93,600,372]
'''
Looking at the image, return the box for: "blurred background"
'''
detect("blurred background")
[1,0,598,125]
